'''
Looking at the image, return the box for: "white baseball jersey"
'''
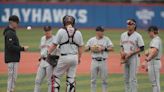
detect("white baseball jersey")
[53,28,84,54]
[86,36,113,58]
[40,35,58,67]
[120,31,144,55]
[147,36,162,92]
[150,36,162,60]
[34,35,56,92]
[120,31,144,92]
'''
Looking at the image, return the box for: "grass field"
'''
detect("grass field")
[0,28,164,92]
[0,28,164,52]
[0,74,164,92]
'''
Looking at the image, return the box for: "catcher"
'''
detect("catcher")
[34,26,59,92]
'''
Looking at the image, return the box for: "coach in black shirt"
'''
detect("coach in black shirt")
[3,15,28,92]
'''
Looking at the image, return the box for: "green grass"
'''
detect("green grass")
[0,74,164,92]
[1,28,164,52]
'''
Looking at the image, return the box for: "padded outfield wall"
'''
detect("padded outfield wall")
[0,2,164,29]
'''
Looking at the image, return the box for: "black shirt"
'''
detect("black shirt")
[3,26,24,63]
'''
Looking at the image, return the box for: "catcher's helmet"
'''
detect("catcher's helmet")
[63,15,75,26]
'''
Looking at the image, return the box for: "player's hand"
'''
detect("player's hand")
[141,61,146,69]
[120,51,127,59]
[125,51,133,60]
[145,49,150,57]
[141,61,148,72]
[78,57,81,64]
[97,46,105,52]
[23,46,29,51]
[78,59,81,64]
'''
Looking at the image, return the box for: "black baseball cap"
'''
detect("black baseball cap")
[9,15,19,23]
[43,26,52,32]
[96,26,104,32]
[147,26,158,32]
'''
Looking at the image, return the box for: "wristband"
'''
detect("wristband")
[104,48,108,51]
[88,47,91,51]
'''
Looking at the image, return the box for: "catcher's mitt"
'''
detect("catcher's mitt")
[47,54,59,67]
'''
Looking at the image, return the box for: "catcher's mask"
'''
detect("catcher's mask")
[63,15,75,27]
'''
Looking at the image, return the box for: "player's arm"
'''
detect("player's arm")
[48,29,61,55]
[120,46,126,59]
[76,30,84,64]
[120,35,125,58]
[130,46,144,56]
[78,46,83,64]
[104,46,113,52]
[84,46,90,52]
[84,40,91,52]
[48,44,57,54]
[105,38,114,52]
[145,47,158,62]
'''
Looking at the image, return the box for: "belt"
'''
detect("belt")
[39,57,47,61]
[61,53,77,56]
[42,57,47,60]
[92,57,106,61]
[155,58,160,60]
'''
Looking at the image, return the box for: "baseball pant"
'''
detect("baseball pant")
[148,60,161,92]
[124,57,138,92]
[53,54,78,92]
[91,60,108,92]
[34,60,53,92]
[7,62,18,92]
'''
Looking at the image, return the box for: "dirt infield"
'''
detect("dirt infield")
[0,52,164,74]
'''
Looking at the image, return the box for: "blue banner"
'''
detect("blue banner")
[0,3,164,28]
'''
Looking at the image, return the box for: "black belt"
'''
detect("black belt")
[155,58,160,60]
[39,57,47,61]
[42,57,47,60]
[92,57,106,61]
[61,53,77,56]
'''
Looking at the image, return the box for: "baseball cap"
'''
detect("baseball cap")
[9,15,19,23]
[43,26,52,32]
[147,26,158,32]
[96,26,104,32]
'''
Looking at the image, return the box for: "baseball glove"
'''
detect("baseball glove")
[91,45,100,53]
[47,54,59,67]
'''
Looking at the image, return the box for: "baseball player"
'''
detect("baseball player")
[34,26,59,92]
[85,26,114,92]
[142,26,162,92]
[3,15,29,92]
[120,19,144,92]
[48,15,84,92]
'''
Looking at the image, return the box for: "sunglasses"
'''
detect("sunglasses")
[127,22,135,25]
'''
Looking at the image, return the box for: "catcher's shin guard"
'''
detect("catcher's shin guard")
[53,76,60,92]
[66,76,76,92]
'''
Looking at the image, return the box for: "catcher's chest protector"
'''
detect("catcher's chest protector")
[59,28,79,48]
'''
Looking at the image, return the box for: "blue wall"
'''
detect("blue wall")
[0,3,164,28]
